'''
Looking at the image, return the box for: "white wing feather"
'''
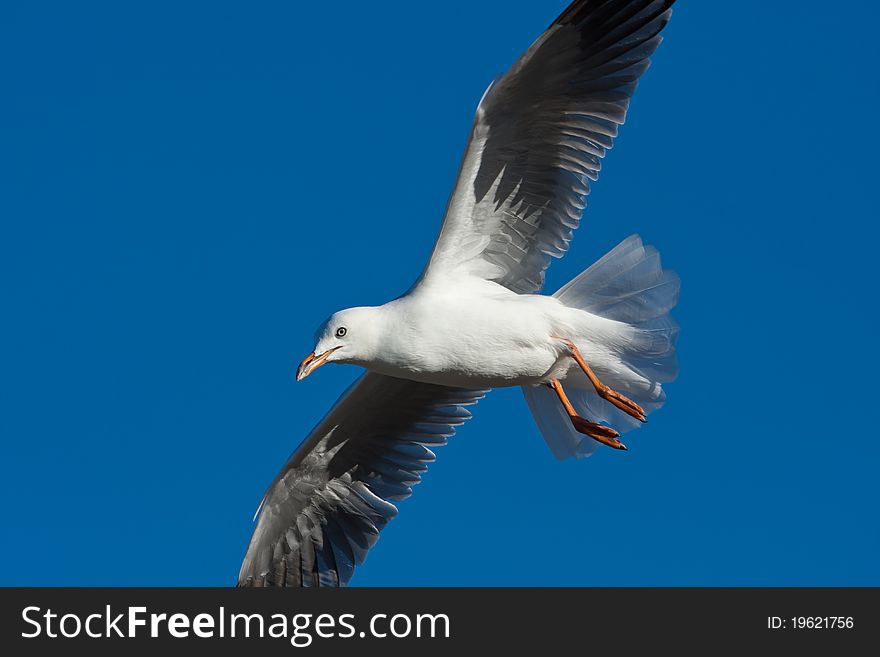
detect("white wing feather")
[423,0,675,294]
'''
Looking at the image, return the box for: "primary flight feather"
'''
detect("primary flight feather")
[239,0,679,587]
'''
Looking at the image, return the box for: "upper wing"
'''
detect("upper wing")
[423,0,675,294]
[238,372,486,587]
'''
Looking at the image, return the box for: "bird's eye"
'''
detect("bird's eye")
[335,327,347,338]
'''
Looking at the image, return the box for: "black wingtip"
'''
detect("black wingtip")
[552,0,677,30]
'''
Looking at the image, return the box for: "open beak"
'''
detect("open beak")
[296,347,340,382]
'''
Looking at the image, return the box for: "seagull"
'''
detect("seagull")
[239,0,679,587]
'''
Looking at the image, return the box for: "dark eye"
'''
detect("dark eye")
[335,327,347,338]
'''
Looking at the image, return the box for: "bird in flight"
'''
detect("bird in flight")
[239,0,679,587]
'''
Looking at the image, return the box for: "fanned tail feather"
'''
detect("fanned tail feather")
[522,235,679,459]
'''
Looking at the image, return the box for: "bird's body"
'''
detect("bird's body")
[347,278,630,391]
[240,0,681,588]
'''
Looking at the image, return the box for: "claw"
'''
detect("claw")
[570,417,628,451]
[600,387,647,423]
[548,378,629,452]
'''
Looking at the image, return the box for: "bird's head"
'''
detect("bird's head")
[296,306,382,381]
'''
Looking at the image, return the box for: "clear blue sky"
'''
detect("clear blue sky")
[2,1,878,586]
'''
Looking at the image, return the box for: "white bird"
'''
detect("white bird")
[239,0,679,587]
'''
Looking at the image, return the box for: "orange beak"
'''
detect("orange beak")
[296,347,340,381]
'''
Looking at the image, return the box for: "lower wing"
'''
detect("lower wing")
[238,372,486,587]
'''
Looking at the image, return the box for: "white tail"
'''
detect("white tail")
[522,235,680,460]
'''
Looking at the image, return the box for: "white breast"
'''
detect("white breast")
[370,279,568,389]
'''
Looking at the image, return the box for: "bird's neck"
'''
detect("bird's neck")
[347,304,394,368]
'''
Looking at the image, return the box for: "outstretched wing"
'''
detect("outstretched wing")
[423,0,675,293]
[238,372,486,587]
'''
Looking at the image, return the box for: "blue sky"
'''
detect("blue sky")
[2,1,878,586]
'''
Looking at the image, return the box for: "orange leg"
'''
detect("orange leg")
[555,338,647,423]
[548,380,627,451]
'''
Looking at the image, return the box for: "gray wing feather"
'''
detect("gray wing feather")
[238,372,486,587]
[424,0,675,293]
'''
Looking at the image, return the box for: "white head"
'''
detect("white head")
[296,306,384,381]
